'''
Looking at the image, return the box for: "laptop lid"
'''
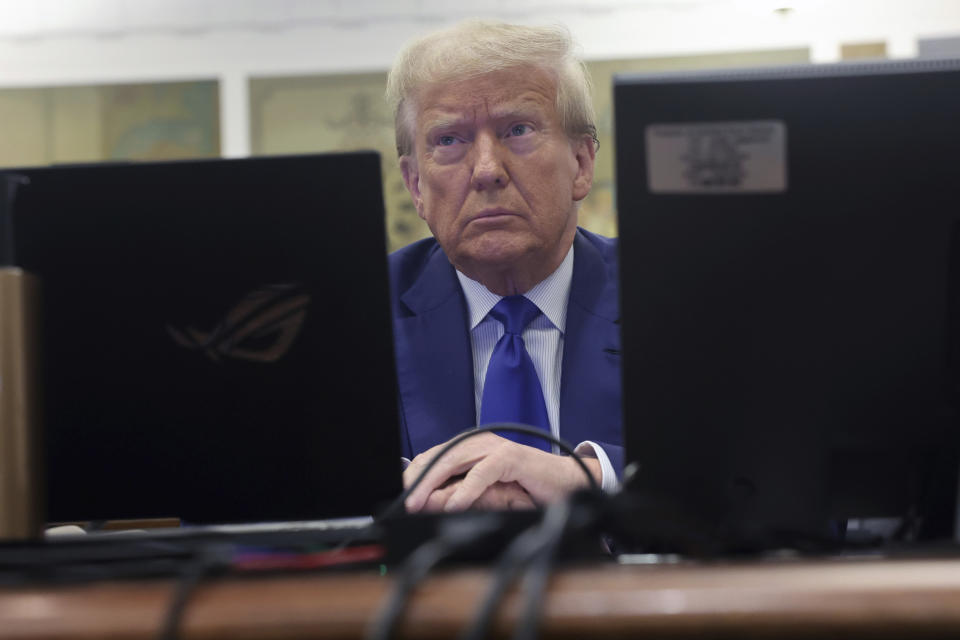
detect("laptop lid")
[6,152,403,525]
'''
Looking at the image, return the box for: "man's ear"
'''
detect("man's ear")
[571,135,596,203]
[400,155,425,219]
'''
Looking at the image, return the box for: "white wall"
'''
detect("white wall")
[2,0,959,156]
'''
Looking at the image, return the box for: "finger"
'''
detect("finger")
[404,444,459,510]
[443,457,505,512]
[405,460,460,511]
[507,490,536,510]
[402,457,424,489]
[404,441,489,511]
[501,481,536,510]
[403,444,444,488]
[473,482,534,511]
[421,482,459,513]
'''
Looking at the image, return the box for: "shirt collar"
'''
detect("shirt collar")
[455,243,574,332]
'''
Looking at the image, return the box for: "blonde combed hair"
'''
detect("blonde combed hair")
[386,20,598,157]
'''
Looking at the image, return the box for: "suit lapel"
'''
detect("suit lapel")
[395,246,476,456]
[559,231,623,447]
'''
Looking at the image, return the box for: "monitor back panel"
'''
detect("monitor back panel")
[615,60,960,537]
[8,153,402,524]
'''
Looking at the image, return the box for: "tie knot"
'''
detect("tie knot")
[489,295,541,336]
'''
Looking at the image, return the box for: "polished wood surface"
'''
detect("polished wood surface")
[3,556,960,639]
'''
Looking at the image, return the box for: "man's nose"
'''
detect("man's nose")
[470,132,509,191]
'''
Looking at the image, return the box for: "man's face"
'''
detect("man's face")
[400,66,595,287]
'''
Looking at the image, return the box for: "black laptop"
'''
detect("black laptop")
[5,152,403,525]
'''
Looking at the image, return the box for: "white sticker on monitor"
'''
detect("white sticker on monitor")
[645,120,787,193]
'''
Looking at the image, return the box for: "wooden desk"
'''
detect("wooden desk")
[2,557,960,639]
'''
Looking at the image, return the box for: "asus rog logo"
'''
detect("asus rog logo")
[167,284,309,363]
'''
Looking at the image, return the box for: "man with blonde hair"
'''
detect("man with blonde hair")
[388,20,622,512]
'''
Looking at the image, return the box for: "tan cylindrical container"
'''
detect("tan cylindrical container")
[0,267,43,540]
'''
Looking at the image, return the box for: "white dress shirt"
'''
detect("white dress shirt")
[455,244,617,492]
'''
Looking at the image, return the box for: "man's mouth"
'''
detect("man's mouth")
[471,208,518,222]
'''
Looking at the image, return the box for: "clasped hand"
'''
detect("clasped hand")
[403,432,601,513]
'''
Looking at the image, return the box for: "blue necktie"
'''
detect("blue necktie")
[479,296,552,451]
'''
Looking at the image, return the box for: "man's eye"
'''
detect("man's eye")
[507,124,532,137]
[437,135,457,146]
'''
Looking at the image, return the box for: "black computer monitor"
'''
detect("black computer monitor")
[4,153,403,524]
[614,58,960,546]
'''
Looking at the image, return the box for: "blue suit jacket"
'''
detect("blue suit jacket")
[388,228,623,475]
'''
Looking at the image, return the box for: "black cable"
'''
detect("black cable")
[511,501,572,640]
[458,499,572,640]
[365,515,501,640]
[458,525,548,640]
[157,544,230,640]
[362,426,599,638]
